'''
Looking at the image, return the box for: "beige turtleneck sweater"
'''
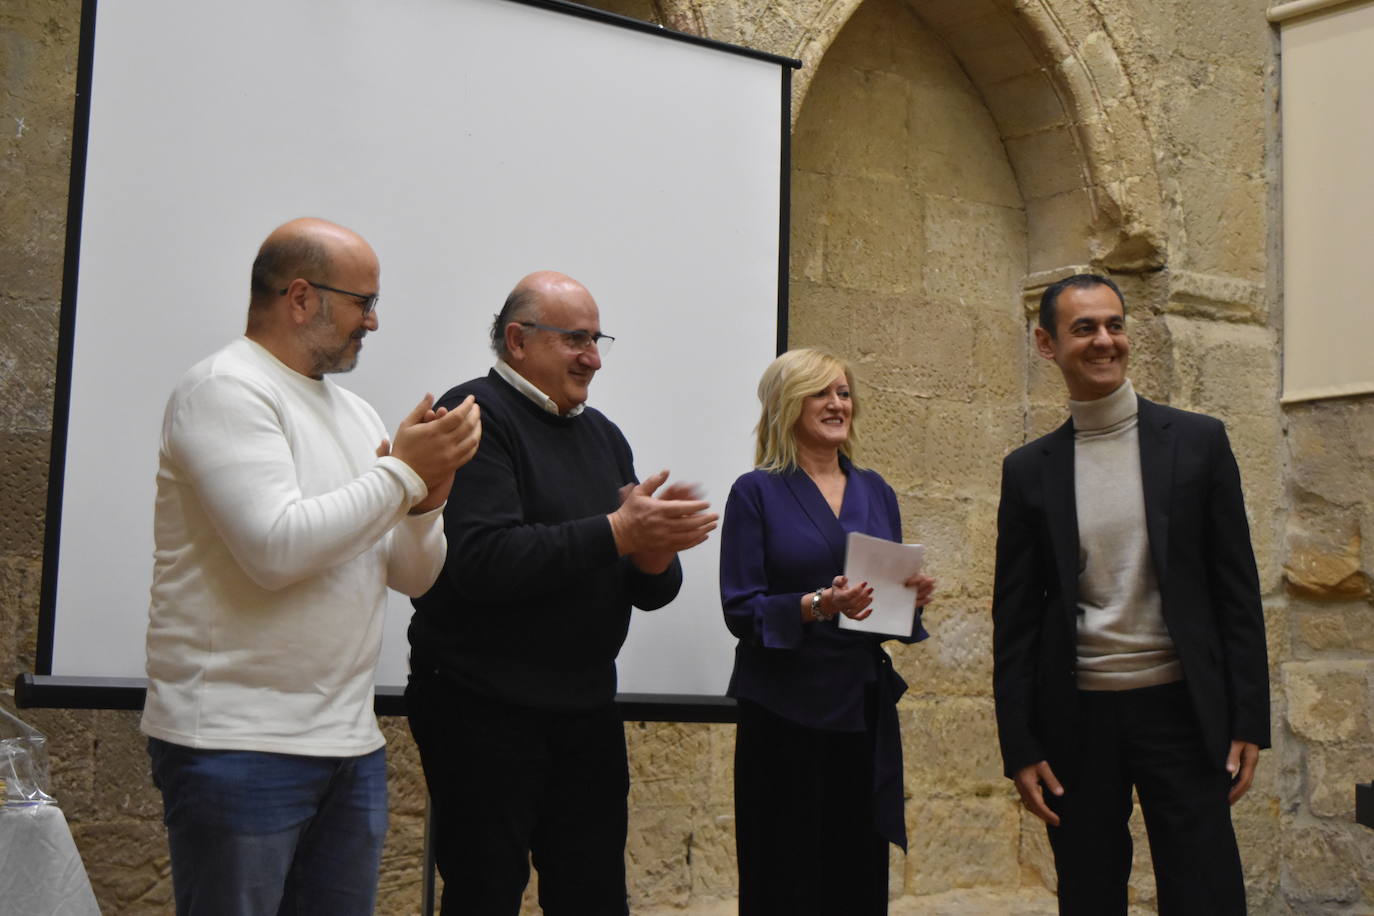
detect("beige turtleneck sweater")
[1070,379,1183,691]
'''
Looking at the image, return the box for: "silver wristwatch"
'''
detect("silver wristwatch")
[811,588,833,622]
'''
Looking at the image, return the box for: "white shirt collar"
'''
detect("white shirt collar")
[493,360,586,417]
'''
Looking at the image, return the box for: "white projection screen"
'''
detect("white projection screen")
[1276,0,1374,402]
[28,0,796,713]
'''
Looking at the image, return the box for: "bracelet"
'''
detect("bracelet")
[810,588,833,622]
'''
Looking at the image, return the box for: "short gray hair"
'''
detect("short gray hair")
[249,233,331,312]
[490,286,540,359]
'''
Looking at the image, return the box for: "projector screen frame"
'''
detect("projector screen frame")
[22,0,799,718]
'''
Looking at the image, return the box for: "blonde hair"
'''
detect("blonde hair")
[754,348,860,472]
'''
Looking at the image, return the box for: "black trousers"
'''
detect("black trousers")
[405,668,629,916]
[733,699,889,916]
[1046,681,1246,916]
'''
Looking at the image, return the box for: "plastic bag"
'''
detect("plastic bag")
[0,705,56,807]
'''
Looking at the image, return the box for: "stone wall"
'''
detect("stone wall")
[3,0,1371,912]
[1280,401,1374,911]
[787,0,1027,898]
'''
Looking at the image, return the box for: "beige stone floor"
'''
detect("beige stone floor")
[636,887,1158,914]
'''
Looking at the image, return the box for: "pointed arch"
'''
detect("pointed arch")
[662,0,1167,272]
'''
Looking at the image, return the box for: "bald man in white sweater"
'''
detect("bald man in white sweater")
[141,218,481,916]
[992,274,1268,915]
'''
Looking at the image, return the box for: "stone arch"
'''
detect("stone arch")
[663,0,1167,273]
[781,2,1037,892]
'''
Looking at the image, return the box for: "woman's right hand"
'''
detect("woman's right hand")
[829,575,875,620]
[804,575,874,622]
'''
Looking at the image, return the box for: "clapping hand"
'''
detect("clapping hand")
[383,394,482,514]
[609,470,718,574]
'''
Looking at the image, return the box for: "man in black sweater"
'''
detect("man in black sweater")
[407,271,718,914]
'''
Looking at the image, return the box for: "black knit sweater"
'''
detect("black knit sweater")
[408,369,683,709]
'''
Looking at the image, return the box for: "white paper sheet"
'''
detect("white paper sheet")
[836,531,925,636]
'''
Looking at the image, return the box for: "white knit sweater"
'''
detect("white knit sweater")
[141,337,445,756]
[1070,380,1182,691]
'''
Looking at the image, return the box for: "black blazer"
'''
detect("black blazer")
[991,397,1269,780]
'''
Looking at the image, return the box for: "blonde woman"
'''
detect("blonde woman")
[720,348,934,914]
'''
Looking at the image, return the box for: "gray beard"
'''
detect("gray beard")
[302,295,359,376]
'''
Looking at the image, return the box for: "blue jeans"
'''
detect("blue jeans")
[148,738,387,916]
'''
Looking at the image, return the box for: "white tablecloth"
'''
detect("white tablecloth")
[0,805,100,915]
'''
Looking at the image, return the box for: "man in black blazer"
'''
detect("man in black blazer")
[992,274,1269,914]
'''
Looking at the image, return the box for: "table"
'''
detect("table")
[0,805,100,915]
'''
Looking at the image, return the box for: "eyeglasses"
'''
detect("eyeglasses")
[518,322,615,355]
[281,280,380,316]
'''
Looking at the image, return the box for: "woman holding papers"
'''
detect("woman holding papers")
[720,348,935,914]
